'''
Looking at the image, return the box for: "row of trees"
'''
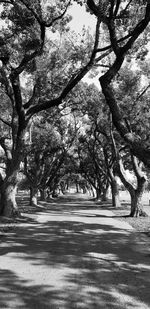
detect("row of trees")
[0,0,150,217]
[16,74,150,217]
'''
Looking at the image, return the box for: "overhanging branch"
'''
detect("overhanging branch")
[26,16,102,117]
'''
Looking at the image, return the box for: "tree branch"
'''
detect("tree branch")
[44,0,71,27]
[131,154,145,181]
[113,0,121,17]
[0,0,12,3]
[123,0,133,13]
[87,0,100,17]
[10,73,26,138]
[107,18,120,55]
[19,0,42,24]
[0,138,12,161]
[109,0,115,19]
[136,83,150,101]
[26,16,102,117]
[0,116,12,127]
[11,23,45,77]
[24,83,39,109]
[121,2,150,55]
[96,33,131,53]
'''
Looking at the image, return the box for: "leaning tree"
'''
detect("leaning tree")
[85,0,150,166]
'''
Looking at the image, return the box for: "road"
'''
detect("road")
[0,193,150,309]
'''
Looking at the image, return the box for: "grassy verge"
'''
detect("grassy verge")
[112,205,150,233]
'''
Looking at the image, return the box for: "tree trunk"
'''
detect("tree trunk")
[111,179,121,208]
[88,185,95,197]
[91,186,96,197]
[66,180,69,191]
[96,187,101,200]
[101,182,109,201]
[30,187,38,206]
[130,192,141,217]
[76,182,79,193]
[0,128,27,217]
[39,189,45,201]
[46,189,52,199]
[115,158,146,217]
[101,189,109,202]
[82,187,87,194]
[130,178,146,217]
[52,190,58,198]
[0,174,20,217]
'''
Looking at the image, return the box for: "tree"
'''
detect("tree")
[78,76,147,213]
[114,63,150,145]
[86,0,150,166]
[77,81,121,205]
[23,117,64,205]
[110,63,149,216]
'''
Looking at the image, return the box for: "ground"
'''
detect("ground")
[0,192,150,309]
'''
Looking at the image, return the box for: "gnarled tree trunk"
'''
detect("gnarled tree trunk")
[116,158,146,217]
[0,125,27,217]
[130,177,146,217]
[0,172,20,217]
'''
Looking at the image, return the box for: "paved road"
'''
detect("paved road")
[0,194,150,309]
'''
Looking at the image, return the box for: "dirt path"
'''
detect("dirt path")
[0,194,150,309]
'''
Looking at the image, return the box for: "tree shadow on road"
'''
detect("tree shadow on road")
[0,197,150,309]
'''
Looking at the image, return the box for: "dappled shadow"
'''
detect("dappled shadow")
[0,194,150,308]
[17,193,102,214]
[0,269,66,309]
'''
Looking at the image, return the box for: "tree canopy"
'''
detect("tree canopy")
[0,0,150,217]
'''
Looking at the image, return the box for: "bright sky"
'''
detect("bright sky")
[68,3,100,87]
[68,3,96,33]
[68,2,150,86]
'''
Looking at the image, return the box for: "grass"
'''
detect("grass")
[112,190,150,234]
[112,206,150,233]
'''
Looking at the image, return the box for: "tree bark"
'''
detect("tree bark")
[110,178,121,208]
[46,189,51,199]
[101,190,108,202]
[76,182,79,193]
[103,145,121,207]
[39,188,46,201]
[82,187,87,194]
[88,184,95,197]
[91,186,95,197]
[0,173,20,217]
[0,121,27,217]
[101,181,109,201]
[116,158,146,217]
[96,187,101,200]
[30,187,38,206]
[130,178,146,217]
